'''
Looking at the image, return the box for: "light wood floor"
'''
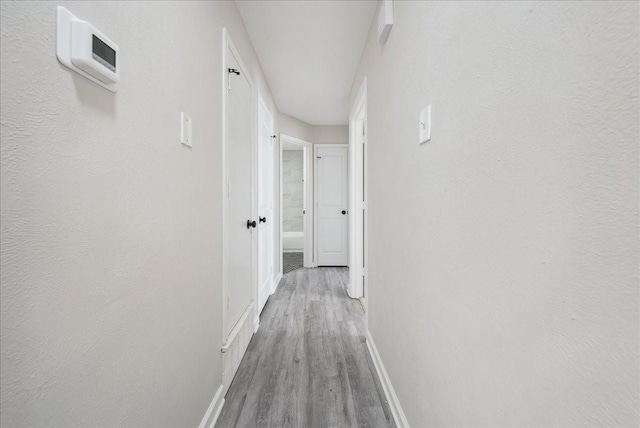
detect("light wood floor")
[215,267,395,428]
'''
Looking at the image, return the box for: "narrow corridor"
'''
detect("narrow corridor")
[216,268,394,427]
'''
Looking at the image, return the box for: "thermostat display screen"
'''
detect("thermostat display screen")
[92,35,116,71]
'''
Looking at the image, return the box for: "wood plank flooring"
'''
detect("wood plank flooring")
[215,267,395,428]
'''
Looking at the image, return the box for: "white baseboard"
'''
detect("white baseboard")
[272,271,283,294]
[366,331,410,428]
[253,314,260,333]
[347,287,359,299]
[222,303,255,394]
[199,384,224,428]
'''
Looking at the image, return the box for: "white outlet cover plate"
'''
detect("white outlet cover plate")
[181,112,193,147]
[420,105,431,144]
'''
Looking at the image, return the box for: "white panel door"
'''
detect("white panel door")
[257,100,273,314]
[227,48,254,335]
[316,146,348,266]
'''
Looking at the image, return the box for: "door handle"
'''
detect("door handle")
[247,220,257,229]
[341,210,347,215]
[259,216,267,223]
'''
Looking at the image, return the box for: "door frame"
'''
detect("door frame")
[257,93,274,315]
[221,28,257,347]
[314,143,349,267]
[348,77,368,301]
[280,134,315,268]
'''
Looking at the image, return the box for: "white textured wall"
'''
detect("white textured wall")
[0,1,278,426]
[283,151,304,232]
[278,111,347,144]
[351,1,639,426]
[312,125,348,144]
[278,111,314,143]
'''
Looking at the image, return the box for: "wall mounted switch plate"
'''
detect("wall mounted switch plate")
[181,112,193,147]
[419,105,431,144]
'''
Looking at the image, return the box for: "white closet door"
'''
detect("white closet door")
[227,48,254,335]
[316,146,348,266]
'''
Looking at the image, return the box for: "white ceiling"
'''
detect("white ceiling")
[236,1,377,126]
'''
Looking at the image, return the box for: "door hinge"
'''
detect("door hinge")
[227,68,239,91]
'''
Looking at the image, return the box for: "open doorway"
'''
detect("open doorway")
[280,134,314,274]
[282,142,304,272]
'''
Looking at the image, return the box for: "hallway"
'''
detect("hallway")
[216,268,394,428]
[1,2,638,427]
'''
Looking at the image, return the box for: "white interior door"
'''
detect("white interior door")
[226,48,254,336]
[316,146,349,266]
[257,99,273,314]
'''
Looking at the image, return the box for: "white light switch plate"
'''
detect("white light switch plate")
[181,112,193,147]
[419,105,431,144]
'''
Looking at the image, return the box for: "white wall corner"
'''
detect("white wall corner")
[366,332,410,428]
[198,385,225,428]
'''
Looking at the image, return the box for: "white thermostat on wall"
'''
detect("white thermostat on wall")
[56,6,120,92]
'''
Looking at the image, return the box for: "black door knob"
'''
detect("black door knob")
[247,220,257,229]
[341,210,347,215]
[259,216,267,223]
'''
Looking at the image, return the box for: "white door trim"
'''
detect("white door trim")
[314,143,349,267]
[221,28,257,346]
[348,77,368,301]
[257,92,274,315]
[280,134,315,268]
[276,134,284,283]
